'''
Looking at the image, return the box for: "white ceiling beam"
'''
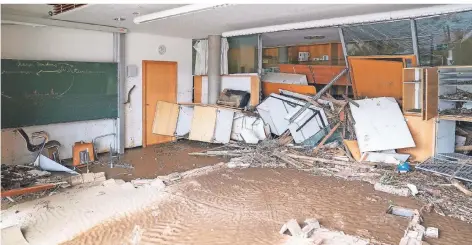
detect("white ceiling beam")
[222,4,472,37]
[1,14,127,33]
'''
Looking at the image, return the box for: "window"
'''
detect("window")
[227,35,258,74]
[342,20,413,56]
[416,11,472,66]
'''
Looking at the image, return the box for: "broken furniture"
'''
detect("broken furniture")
[402,67,438,120]
[217,89,250,108]
[434,66,472,154]
[193,75,260,107]
[72,141,95,167]
[257,93,329,144]
[416,153,472,183]
[349,55,417,100]
[189,105,236,144]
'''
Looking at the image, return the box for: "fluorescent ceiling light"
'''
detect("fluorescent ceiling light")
[134,4,230,24]
[1,20,46,27]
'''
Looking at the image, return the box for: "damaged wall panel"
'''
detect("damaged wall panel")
[350,97,415,153]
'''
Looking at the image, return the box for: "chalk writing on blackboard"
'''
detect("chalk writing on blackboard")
[3,61,106,76]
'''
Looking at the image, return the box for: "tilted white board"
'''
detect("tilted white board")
[350,97,415,153]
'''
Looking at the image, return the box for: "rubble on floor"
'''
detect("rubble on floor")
[179,86,472,224]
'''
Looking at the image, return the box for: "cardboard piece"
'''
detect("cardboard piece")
[350,97,415,153]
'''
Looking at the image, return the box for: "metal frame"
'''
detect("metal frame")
[257,34,263,75]
[410,19,420,65]
[2,14,127,33]
[114,33,126,154]
[338,27,349,69]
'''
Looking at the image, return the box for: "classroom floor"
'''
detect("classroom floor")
[86,140,226,182]
[63,168,472,245]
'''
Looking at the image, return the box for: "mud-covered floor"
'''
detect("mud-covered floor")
[63,168,472,245]
[87,140,226,181]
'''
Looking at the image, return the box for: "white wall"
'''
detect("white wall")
[125,32,192,148]
[1,25,115,165]
[1,26,193,164]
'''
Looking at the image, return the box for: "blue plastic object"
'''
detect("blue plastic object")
[397,162,411,173]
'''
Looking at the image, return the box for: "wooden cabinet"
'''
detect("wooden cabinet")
[402,67,438,120]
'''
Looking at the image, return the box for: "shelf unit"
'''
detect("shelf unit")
[438,66,472,121]
[435,66,472,154]
[402,67,438,120]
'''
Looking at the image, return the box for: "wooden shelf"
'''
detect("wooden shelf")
[439,114,472,122]
[439,98,472,102]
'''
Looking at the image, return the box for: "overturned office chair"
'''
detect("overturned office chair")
[16,128,62,163]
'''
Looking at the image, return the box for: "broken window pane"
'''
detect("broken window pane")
[416,11,472,66]
[342,20,413,56]
[228,35,258,74]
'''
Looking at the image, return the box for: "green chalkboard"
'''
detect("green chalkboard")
[1,59,118,128]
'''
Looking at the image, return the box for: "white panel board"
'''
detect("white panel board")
[214,109,235,144]
[361,152,410,164]
[350,97,415,153]
[262,72,308,85]
[435,119,455,154]
[175,105,194,136]
[231,113,267,143]
[221,76,252,92]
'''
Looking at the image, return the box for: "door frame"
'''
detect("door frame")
[142,60,178,147]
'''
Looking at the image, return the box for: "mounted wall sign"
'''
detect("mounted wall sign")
[158,45,166,55]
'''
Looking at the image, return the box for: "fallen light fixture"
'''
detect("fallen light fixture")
[134,4,230,24]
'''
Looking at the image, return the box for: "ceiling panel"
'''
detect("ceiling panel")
[262,28,341,47]
[2,4,437,39]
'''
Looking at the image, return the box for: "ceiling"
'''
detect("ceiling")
[262,28,341,47]
[1,4,437,39]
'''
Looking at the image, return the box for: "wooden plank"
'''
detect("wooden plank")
[278,64,349,85]
[343,140,361,162]
[193,75,203,103]
[402,68,417,113]
[439,115,472,122]
[425,67,439,120]
[313,122,341,153]
[250,75,260,107]
[349,59,404,100]
[397,116,435,162]
[262,82,316,97]
[152,101,179,136]
[189,106,217,142]
[1,183,56,197]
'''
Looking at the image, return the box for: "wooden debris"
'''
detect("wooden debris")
[342,94,359,107]
[1,183,61,197]
[313,122,341,153]
[273,152,306,169]
[451,179,472,196]
[278,131,293,146]
[455,145,472,152]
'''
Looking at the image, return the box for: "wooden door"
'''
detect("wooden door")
[142,61,177,147]
[350,59,404,100]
